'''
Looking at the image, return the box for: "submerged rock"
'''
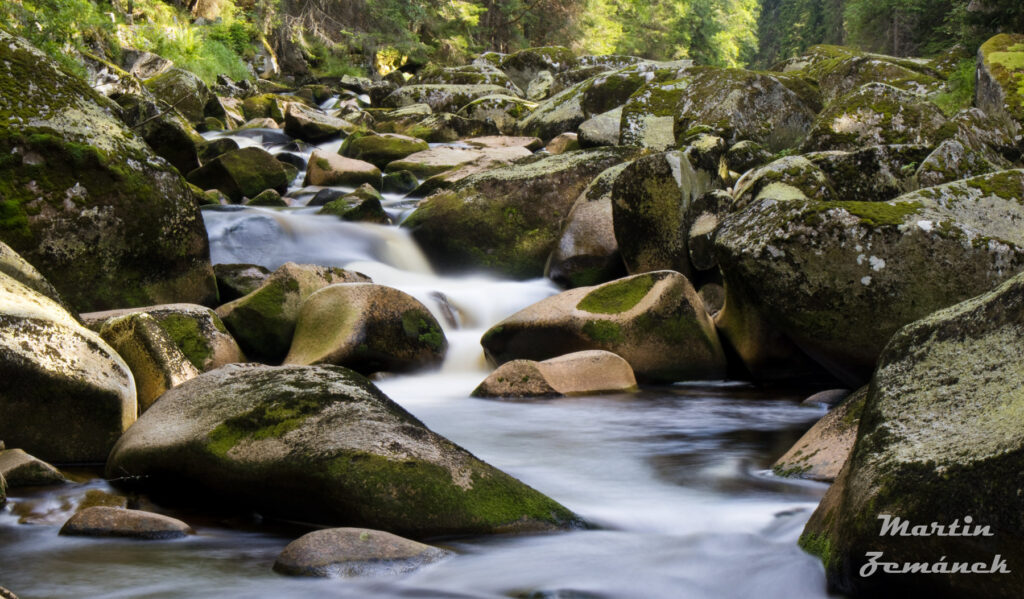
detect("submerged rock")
[60,506,192,540]
[482,271,726,382]
[472,350,637,398]
[273,528,449,577]
[801,271,1024,599]
[0,271,136,463]
[106,364,577,537]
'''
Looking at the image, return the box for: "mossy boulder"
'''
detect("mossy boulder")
[186,147,291,203]
[274,528,449,577]
[402,147,637,279]
[816,55,943,104]
[213,264,271,303]
[713,169,1024,385]
[472,350,637,398]
[197,137,240,164]
[806,145,932,203]
[83,303,245,372]
[304,151,382,189]
[0,241,69,313]
[215,263,370,364]
[456,94,538,135]
[0,30,218,312]
[340,133,429,169]
[381,84,513,114]
[674,67,820,152]
[241,94,287,122]
[526,70,554,101]
[404,144,539,197]
[724,140,772,175]
[283,103,356,143]
[915,139,1001,189]
[515,77,591,141]
[0,271,136,463]
[114,93,204,175]
[499,46,577,91]
[393,111,500,143]
[245,189,287,207]
[284,283,447,374]
[106,364,578,537]
[976,33,1024,125]
[772,386,866,482]
[412,64,523,97]
[578,107,623,148]
[801,271,1024,599]
[620,77,692,150]
[317,189,390,225]
[144,67,223,125]
[545,132,579,154]
[611,149,723,278]
[481,271,726,382]
[801,83,953,152]
[546,162,629,288]
[99,312,201,413]
[732,155,836,212]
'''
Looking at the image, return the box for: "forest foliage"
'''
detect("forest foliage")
[0,0,1022,82]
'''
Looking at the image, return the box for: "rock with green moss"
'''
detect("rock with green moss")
[318,187,390,225]
[805,145,932,203]
[283,103,356,143]
[0,271,136,463]
[515,77,592,141]
[383,170,419,195]
[0,30,218,312]
[0,241,69,313]
[197,137,240,163]
[100,312,200,413]
[385,146,499,178]
[674,67,820,152]
[340,133,429,169]
[546,163,629,288]
[686,189,731,271]
[0,448,66,487]
[815,54,943,105]
[404,144,539,197]
[526,70,554,101]
[915,139,1000,189]
[382,84,514,114]
[456,94,538,135]
[611,149,723,277]
[499,46,577,91]
[216,263,371,364]
[274,527,449,577]
[951,107,1021,164]
[403,147,637,279]
[245,189,287,207]
[772,387,866,482]
[83,303,245,372]
[391,111,500,143]
[187,147,290,203]
[732,156,837,212]
[481,271,726,382]
[714,169,1024,385]
[801,271,1024,598]
[304,151,382,189]
[976,33,1024,126]
[213,264,271,302]
[472,350,637,398]
[284,283,446,374]
[412,64,523,97]
[620,77,692,150]
[144,67,224,125]
[106,363,577,537]
[578,107,623,148]
[115,92,205,175]
[545,132,579,154]
[724,140,771,175]
[240,94,285,122]
[801,83,953,152]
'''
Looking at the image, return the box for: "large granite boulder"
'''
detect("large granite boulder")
[381,84,513,113]
[801,271,1024,599]
[106,364,577,537]
[481,271,726,382]
[186,147,291,203]
[0,30,218,312]
[976,33,1024,127]
[0,272,136,463]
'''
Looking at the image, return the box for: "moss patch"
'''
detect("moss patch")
[581,320,623,343]
[157,314,212,370]
[206,391,328,457]
[577,275,655,314]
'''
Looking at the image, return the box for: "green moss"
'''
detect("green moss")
[802,200,923,227]
[577,275,655,314]
[798,531,836,571]
[401,310,444,352]
[966,170,1024,201]
[157,314,212,369]
[581,319,623,343]
[206,391,328,457]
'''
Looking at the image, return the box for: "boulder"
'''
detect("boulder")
[403,147,637,278]
[273,528,448,577]
[915,139,1000,189]
[805,145,932,202]
[304,151,382,189]
[457,94,537,135]
[381,84,513,113]
[283,103,356,143]
[772,387,866,482]
[214,264,271,302]
[674,67,820,151]
[976,33,1024,126]
[515,78,591,141]
[318,188,390,225]
[245,189,287,207]
[546,162,629,288]
[215,263,370,363]
[0,448,66,487]
[0,241,69,312]
[398,112,500,143]
[340,133,429,169]
[100,313,200,413]
[801,83,953,152]
[383,170,420,195]
[732,156,837,211]
[545,132,579,154]
[144,67,222,125]
[284,283,447,374]
[802,388,852,407]
[578,107,623,148]
[611,149,723,277]
[114,93,204,175]
[83,303,244,372]
[241,93,287,122]
[0,272,136,463]
[714,169,1024,385]
[815,54,942,104]
[801,271,1024,599]
[412,64,523,97]
[472,350,637,398]
[186,147,291,203]
[60,506,192,539]
[686,190,731,271]
[481,271,726,382]
[0,30,218,312]
[500,47,577,91]
[620,77,692,150]
[724,140,772,175]
[526,70,554,101]
[106,364,577,537]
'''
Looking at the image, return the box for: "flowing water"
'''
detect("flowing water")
[0,129,837,599]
